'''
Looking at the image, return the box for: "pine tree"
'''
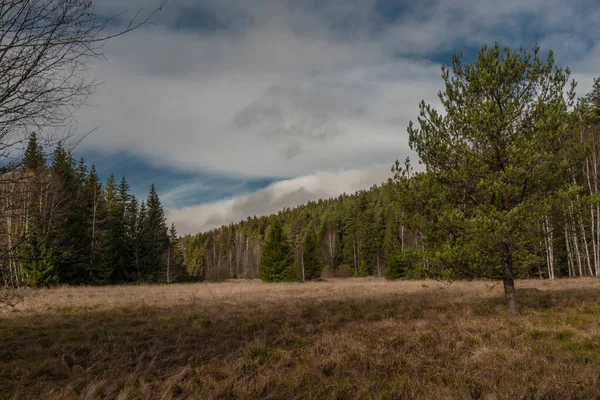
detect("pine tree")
[406,43,574,315]
[161,223,185,283]
[21,232,57,287]
[105,176,134,282]
[83,166,108,283]
[126,195,140,280]
[138,185,169,281]
[260,220,292,282]
[50,143,88,283]
[586,78,600,121]
[304,229,322,280]
[23,132,45,171]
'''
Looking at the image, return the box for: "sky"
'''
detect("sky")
[73,0,600,235]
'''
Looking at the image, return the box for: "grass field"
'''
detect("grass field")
[1,278,600,399]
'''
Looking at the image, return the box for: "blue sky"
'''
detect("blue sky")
[80,150,276,208]
[72,0,600,234]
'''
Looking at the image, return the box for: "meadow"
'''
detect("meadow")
[1,278,600,399]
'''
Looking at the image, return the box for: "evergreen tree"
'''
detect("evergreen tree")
[82,166,109,283]
[21,232,57,287]
[51,143,88,283]
[405,43,574,315]
[105,176,134,282]
[160,223,185,283]
[23,132,45,171]
[304,229,322,280]
[260,220,292,282]
[126,195,140,280]
[138,185,169,281]
[585,78,600,121]
[357,260,370,277]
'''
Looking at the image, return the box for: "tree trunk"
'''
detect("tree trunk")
[502,246,520,316]
[564,222,574,278]
[166,246,171,284]
[400,224,405,252]
[301,249,305,282]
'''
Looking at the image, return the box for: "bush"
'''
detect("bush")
[386,250,420,280]
[356,260,371,277]
[283,266,300,282]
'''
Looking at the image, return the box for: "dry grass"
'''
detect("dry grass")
[1,278,600,399]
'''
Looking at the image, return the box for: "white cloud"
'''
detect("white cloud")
[76,1,443,179]
[76,0,600,233]
[166,164,393,234]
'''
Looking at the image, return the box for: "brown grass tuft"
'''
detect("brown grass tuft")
[1,278,600,399]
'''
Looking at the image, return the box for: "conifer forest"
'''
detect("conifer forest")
[1,133,185,287]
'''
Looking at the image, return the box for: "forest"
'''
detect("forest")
[182,45,600,302]
[0,133,186,287]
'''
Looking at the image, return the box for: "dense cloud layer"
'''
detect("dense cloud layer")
[76,0,600,233]
[167,165,393,234]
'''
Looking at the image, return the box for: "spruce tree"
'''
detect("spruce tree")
[160,223,185,283]
[304,229,322,280]
[105,176,134,282]
[23,132,45,171]
[51,144,88,283]
[21,232,57,287]
[260,220,292,282]
[138,185,169,281]
[127,195,140,280]
[83,166,108,283]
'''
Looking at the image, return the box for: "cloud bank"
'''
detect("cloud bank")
[167,164,393,234]
[74,0,600,234]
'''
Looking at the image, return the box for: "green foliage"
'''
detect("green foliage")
[12,142,176,287]
[159,223,186,284]
[386,249,421,280]
[105,176,135,283]
[406,43,574,282]
[51,143,87,283]
[23,132,45,171]
[260,221,292,282]
[187,246,204,280]
[138,185,169,281]
[357,260,371,277]
[177,47,600,288]
[303,230,321,280]
[21,236,57,287]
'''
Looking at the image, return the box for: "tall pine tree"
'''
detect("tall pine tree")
[260,220,292,282]
[138,185,169,281]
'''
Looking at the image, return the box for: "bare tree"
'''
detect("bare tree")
[0,0,166,156]
[321,227,340,270]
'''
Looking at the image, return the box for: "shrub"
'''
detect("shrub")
[356,260,371,277]
[386,250,420,280]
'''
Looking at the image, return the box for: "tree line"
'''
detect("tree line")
[182,44,600,314]
[181,181,428,282]
[0,133,186,287]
